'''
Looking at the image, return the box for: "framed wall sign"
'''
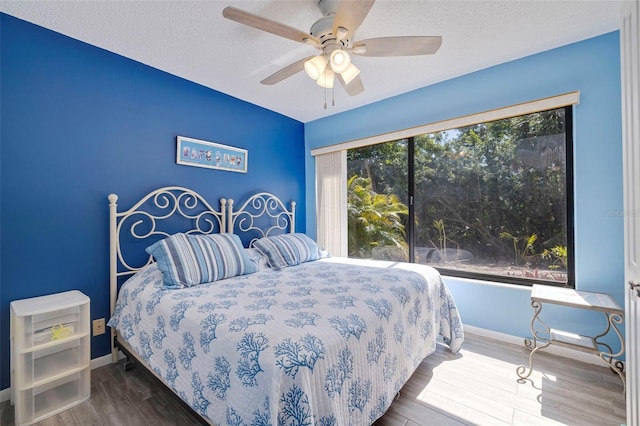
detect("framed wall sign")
[176,136,248,173]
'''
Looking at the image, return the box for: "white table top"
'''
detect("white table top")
[531,284,623,314]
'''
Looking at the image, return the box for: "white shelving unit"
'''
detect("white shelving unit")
[10,290,91,425]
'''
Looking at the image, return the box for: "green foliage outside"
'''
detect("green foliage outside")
[347,175,408,258]
[499,232,537,265]
[347,108,569,281]
[542,245,568,270]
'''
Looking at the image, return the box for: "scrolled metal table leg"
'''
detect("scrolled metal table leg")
[597,312,626,395]
[517,300,550,380]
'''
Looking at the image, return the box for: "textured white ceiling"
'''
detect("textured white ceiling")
[0,0,629,122]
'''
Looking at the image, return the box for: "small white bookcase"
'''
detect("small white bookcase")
[10,290,91,425]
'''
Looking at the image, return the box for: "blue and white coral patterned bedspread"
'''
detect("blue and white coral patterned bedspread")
[108,257,463,425]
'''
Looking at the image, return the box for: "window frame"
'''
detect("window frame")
[312,93,579,287]
[409,106,574,287]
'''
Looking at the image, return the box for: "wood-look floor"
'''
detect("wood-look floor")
[1,332,626,425]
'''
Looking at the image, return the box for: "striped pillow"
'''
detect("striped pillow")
[252,233,325,270]
[145,233,257,289]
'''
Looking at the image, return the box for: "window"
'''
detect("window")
[347,140,408,260]
[346,107,574,287]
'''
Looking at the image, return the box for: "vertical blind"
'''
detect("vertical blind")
[315,150,347,256]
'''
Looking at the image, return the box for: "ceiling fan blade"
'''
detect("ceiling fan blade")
[337,73,365,96]
[333,0,375,40]
[261,56,315,85]
[223,6,320,46]
[351,36,442,57]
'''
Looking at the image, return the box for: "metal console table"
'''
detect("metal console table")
[516,284,625,393]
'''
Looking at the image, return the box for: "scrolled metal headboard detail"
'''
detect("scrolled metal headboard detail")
[109,186,226,276]
[227,192,296,246]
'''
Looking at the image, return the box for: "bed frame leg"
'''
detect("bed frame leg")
[124,356,136,371]
[113,334,136,371]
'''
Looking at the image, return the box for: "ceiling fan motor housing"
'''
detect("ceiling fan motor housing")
[310,15,348,53]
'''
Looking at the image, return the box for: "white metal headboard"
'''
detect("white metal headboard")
[227,192,296,247]
[109,186,226,274]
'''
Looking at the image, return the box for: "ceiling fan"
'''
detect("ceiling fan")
[223,0,442,97]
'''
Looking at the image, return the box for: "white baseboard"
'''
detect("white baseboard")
[0,387,9,404]
[0,325,621,404]
[90,353,114,370]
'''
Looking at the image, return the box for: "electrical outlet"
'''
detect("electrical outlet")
[93,318,106,336]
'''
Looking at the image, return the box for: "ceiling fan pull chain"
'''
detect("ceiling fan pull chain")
[332,85,335,107]
[324,84,327,110]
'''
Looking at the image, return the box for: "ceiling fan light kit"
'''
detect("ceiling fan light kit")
[329,49,351,73]
[304,55,328,80]
[223,0,442,104]
[306,49,357,87]
[317,68,335,88]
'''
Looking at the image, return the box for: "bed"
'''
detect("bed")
[107,186,464,425]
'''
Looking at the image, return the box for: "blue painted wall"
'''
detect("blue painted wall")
[305,32,624,352]
[0,14,305,390]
